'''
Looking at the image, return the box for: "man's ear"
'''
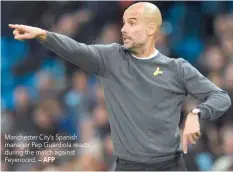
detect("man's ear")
[147,23,157,36]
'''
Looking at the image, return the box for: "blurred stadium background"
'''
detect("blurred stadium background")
[1,1,233,171]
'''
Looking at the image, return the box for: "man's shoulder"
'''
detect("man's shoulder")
[93,42,124,55]
[174,57,188,65]
[163,56,198,76]
[158,53,186,65]
[157,54,191,75]
[109,43,124,53]
[95,42,122,50]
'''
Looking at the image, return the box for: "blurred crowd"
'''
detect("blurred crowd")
[1,1,233,171]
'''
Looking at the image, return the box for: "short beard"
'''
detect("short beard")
[124,46,135,54]
[123,43,135,52]
[128,48,137,54]
[125,44,143,55]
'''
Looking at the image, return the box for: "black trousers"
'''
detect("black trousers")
[115,156,187,171]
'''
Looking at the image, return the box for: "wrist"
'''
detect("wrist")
[191,108,201,119]
[37,29,47,41]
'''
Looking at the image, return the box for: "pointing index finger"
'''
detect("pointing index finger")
[8,24,17,29]
[8,24,24,30]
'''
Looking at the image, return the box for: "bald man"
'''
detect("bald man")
[9,2,231,171]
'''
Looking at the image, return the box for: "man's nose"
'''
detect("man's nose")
[121,25,127,34]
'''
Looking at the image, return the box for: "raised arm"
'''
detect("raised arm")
[9,24,110,76]
[178,58,231,120]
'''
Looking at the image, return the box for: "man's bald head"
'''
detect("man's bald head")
[126,2,162,29]
[121,2,162,52]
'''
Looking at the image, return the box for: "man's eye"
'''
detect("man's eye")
[129,22,135,26]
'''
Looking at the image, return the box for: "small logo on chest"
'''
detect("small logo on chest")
[153,67,163,76]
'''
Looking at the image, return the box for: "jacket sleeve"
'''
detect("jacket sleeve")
[177,58,231,120]
[38,31,115,76]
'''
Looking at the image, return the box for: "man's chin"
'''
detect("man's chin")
[123,43,132,50]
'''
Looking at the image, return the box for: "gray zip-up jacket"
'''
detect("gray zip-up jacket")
[39,32,231,163]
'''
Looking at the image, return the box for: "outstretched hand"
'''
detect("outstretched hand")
[8,24,47,41]
[182,113,201,154]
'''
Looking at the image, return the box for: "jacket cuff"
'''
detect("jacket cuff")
[196,105,211,120]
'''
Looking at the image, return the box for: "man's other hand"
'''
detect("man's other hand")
[182,113,201,154]
[8,24,47,41]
